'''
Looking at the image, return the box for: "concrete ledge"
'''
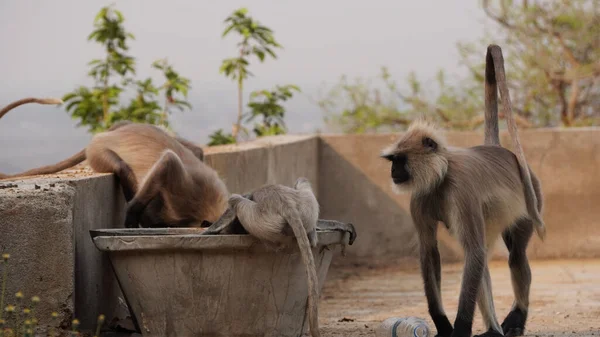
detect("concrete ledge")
[0,174,128,333]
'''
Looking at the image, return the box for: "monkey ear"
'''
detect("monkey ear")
[422,137,438,151]
[294,177,310,189]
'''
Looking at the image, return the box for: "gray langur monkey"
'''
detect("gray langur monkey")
[202,177,357,337]
[380,44,545,337]
[231,177,321,337]
[1,105,228,229]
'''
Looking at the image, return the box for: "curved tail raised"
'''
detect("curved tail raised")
[484,44,546,240]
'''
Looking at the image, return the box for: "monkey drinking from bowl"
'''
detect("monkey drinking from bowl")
[1,99,228,229]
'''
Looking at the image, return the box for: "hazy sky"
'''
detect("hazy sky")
[0,0,487,173]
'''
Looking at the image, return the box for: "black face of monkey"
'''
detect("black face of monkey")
[382,136,439,185]
[383,153,410,184]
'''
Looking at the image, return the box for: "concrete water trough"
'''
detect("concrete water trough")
[90,226,351,337]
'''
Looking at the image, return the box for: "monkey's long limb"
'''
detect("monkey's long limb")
[124,150,188,228]
[175,137,205,161]
[0,97,63,120]
[315,220,357,245]
[500,219,533,337]
[413,212,453,337]
[138,194,167,227]
[313,220,354,256]
[201,193,254,235]
[452,212,487,337]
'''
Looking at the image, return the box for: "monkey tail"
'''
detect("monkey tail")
[0,149,87,180]
[0,97,63,120]
[486,44,546,241]
[284,210,321,337]
[484,47,500,146]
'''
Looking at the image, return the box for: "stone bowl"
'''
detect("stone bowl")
[90,227,350,337]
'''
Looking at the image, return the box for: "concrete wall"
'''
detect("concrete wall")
[0,173,128,332]
[319,128,600,263]
[1,128,599,333]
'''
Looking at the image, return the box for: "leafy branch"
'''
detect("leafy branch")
[215,8,284,144]
[62,5,192,133]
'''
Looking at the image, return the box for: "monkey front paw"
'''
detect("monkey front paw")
[501,308,527,337]
[474,329,504,337]
[123,208,141,228]
[346,223,357,245]
[432,315,453,337]
[503,329,523,337]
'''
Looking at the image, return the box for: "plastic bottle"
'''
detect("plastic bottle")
[375,317,430,337]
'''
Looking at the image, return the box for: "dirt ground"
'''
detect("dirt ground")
[319,258,600,337]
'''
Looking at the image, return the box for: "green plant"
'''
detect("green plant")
[316,67,414,134]
[207,129,237,146]
[62,4,192,133]
[216,7,282,143]
[152,58,192,127]
[0,253,104,337]
[245,85,300,137]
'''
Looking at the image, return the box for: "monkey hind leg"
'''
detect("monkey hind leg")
[87,148,138,202]
[175,136,205,161]
[316,220,357,245]
[500,218,534,337]
[124,150,190,228]
[136,194,196,228]
[138,194,166,227]
[202,193,254,235]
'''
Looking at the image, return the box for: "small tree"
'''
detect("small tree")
[116,78,162,126]
[245,85,300,137]
[152,58,192,127]
[316,67,414,134]
[216,7,282,143]
[63,5,192,133]
[70,4,135,132]
[207,129,236,146]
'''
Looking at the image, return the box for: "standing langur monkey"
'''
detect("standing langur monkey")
[1,99,228,228]
[380,44,545,337]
